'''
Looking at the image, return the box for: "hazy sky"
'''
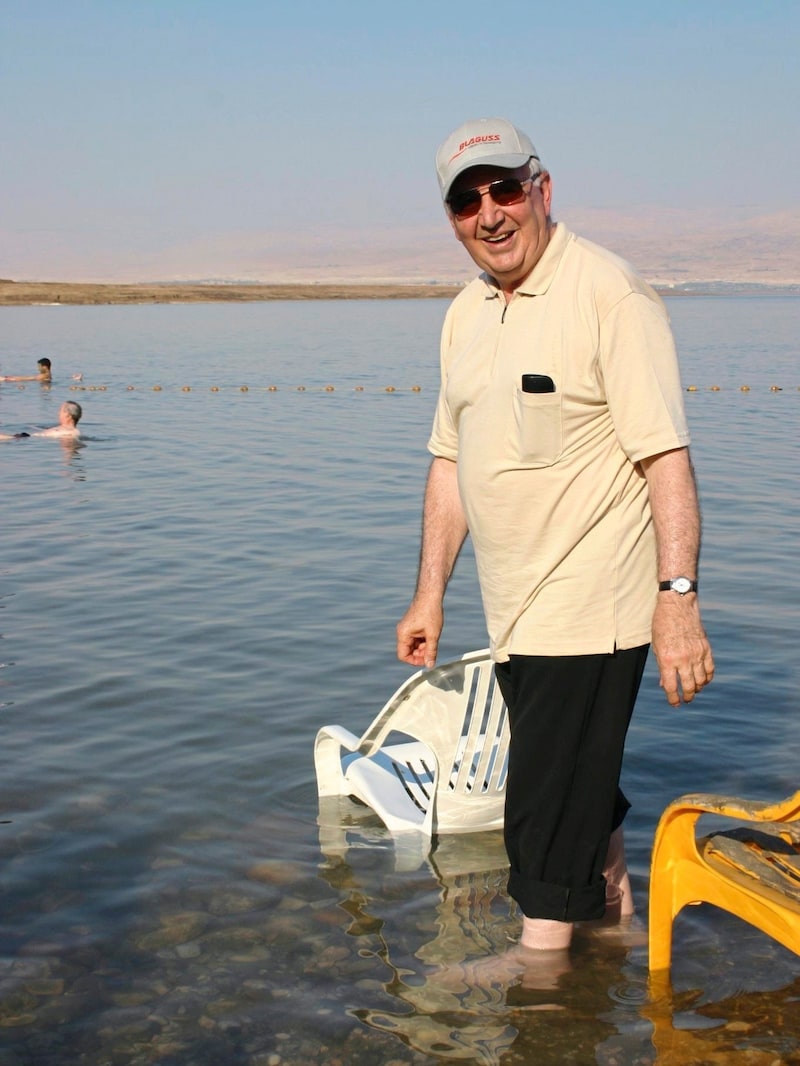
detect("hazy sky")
[2,0,798,280]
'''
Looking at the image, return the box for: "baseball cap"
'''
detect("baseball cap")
[435,117,542,201]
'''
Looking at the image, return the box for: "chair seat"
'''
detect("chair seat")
[342,734,509,833]
[343,741,434,830]
[702,826,800,907]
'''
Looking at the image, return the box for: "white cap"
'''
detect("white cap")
[436,117,542,200]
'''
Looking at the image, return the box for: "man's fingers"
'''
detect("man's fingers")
[659,671,680,707]
[423,639,438,670]
[661,658,714,706]
[396,627,438,669]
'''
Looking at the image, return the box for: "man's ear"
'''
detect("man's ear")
[538,172,553,216]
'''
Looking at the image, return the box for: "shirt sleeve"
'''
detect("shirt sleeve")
[599,291,690,464]
[427,300,460,461]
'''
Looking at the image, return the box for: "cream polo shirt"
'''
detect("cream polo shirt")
[428,223,690,661]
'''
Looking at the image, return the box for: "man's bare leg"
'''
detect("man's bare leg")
[602,825,635,922]
[519,825,633,950]
[519,917,574,950]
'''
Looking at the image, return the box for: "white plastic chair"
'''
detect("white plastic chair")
[314,650,509,849]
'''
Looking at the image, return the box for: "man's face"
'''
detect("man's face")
[447,164,553,294]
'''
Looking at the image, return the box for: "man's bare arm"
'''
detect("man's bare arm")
[641,447,715,706]
[396,457,468,669]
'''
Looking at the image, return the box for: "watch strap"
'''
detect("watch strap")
[658,578,698,594]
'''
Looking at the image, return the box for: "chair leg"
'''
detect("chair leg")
[648,807,703,974]
[648,863,676,974]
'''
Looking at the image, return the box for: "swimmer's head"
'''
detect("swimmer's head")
[62,400,82,425]
[38,358,52,370]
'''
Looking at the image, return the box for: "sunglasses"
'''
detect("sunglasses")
[447,174,542,220]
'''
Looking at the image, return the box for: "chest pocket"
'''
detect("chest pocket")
[512,386,563,467]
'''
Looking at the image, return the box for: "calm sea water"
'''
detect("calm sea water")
[1,295,799,1065]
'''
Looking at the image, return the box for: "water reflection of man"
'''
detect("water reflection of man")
[319,829,632,1060]
[0,357,52,383]
[396,117,714,957]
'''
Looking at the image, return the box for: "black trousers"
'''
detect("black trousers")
[495,645,649,923]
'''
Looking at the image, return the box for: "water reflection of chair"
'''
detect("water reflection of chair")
[648,789,800,974]
[643,975,800,1065]
[314,650,508,859]
[336,829,519,1064]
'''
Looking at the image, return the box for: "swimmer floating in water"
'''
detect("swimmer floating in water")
[0,401,82,441]
[0,357,52,383]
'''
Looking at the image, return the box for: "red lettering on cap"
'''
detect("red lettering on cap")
[448,133,502,164]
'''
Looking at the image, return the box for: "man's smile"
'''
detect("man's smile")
[482,231,515,244]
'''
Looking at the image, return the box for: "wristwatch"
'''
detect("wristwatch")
[658,577,698,595]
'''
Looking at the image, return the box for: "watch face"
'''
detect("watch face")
[672,577,692,594]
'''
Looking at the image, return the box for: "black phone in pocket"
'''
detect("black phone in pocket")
[521,374,556,394]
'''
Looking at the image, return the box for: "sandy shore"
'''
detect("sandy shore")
[0,280,464,306]
[3,279,797,307]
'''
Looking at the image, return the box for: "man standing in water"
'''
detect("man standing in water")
[396,118,714,955]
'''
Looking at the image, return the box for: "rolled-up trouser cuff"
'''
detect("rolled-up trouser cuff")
[508,872,608,923]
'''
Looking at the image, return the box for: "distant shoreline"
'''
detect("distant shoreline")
[1,279,798,306]
[0,281,464,306]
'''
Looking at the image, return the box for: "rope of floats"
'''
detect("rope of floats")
[87,383,794,393]
[3,383,798,394]
[89,384,424,393]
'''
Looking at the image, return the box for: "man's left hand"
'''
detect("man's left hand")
[651,595,715,706]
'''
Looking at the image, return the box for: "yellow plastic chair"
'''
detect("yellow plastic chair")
[648,789,800,974]
[314,650,509,853]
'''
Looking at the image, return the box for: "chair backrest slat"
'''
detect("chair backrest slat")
[448,663,509,797]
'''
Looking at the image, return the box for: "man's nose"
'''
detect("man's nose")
[476,189,504,228]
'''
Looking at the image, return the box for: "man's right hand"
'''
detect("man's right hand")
[396,599,444,670]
